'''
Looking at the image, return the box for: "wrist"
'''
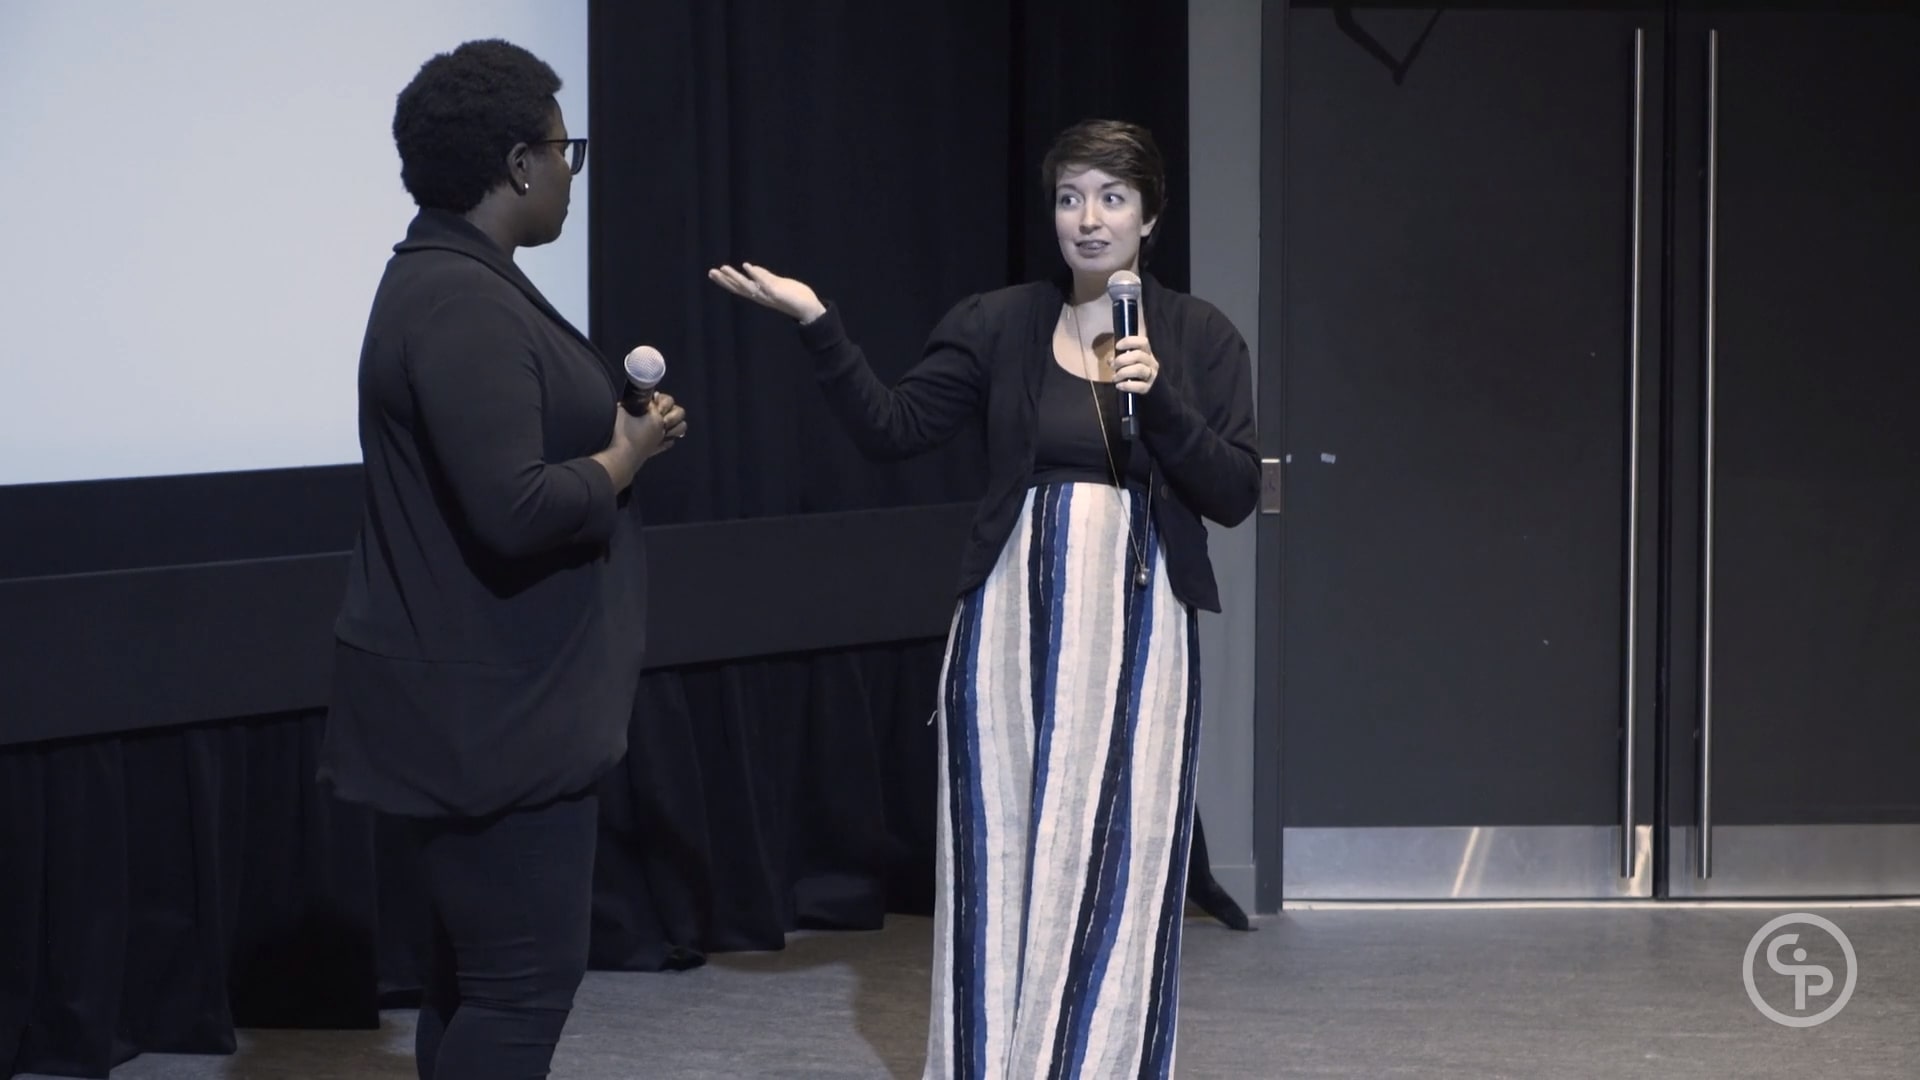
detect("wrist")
[592,440,644,490]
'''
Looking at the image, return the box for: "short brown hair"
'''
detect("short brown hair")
[1040,119,1168,227]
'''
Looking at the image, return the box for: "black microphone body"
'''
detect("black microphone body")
[620,386,655,416]
[1107,271,1143,440]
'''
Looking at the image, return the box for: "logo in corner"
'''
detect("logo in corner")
[1743,913,1857,1028]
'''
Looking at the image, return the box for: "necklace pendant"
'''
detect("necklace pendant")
[1134,566,1150,589]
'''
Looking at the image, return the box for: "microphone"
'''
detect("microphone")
[1106,270,1142,440]
[621,344,666,415]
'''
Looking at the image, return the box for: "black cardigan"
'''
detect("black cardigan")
[797,273,1258,612]
[319,210,646,818]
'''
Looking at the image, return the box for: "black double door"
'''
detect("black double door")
[1266,3,1920,901]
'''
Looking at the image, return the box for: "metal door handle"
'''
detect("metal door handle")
[1260,458,1284,515]
[1622,27,1647,878]
[1699,28,1721,879]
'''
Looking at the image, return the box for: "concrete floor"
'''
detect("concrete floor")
[27,903,1918,1079]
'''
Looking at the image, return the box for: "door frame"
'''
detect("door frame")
[1252,0,1289,914]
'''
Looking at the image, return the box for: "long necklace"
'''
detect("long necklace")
[1066,303,1153,590]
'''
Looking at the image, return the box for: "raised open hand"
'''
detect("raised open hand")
[707,262,827,325]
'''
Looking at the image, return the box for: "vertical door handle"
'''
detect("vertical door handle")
[1699,28,1721,879]
[1622,26,1647,878]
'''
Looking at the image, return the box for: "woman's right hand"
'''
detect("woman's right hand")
[708,262,827,325]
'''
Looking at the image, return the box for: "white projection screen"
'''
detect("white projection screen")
[0,1,590,486]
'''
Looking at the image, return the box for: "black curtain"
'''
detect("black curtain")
[579,0,1192,971]
[1,714,380,1078]
[592,0,1188,524]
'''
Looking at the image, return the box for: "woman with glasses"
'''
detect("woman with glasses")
[318,39,684,1080]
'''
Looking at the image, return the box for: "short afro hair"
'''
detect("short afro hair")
[393,39,562,213]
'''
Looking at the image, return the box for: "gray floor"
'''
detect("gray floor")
[31,904,1918,1079]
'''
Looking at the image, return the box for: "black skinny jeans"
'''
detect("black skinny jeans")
[404,790,598,1080]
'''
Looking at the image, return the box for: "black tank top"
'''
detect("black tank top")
[1031,354,1149,489]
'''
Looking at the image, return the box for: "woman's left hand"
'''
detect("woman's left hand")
[1112,335,1159,395]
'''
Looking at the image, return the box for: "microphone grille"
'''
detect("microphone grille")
[623,344,666,389]
[1105,269,1142,301]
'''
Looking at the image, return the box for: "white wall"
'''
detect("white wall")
[0,1,588,486]
[1190,0,1264,912]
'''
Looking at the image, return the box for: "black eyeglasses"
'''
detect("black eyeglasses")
[533,138,588,175]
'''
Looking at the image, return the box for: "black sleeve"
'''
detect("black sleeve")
[795,294,990,461]
[408,293,617,558]
[1137,304,1261,527]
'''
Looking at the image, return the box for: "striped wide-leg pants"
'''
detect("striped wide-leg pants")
[926,482,1203,1080]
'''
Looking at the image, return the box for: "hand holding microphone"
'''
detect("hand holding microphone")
[1106,270,1159,440]
[596,345,687,489]
[622,345,688,454]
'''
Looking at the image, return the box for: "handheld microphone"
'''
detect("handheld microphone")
[621,345,666,415]
[1106,270,1142,440]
